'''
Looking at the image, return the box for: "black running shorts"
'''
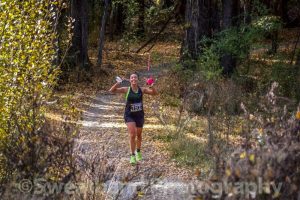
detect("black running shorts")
[124,113,144,128]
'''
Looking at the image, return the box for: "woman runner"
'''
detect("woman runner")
[109,73,158,165]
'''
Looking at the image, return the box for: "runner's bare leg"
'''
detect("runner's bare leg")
[127,122,137,154]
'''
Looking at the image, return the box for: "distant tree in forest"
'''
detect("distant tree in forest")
[220,0,239,76]
[137,0,145,37]
[109,1,125,40]
[182,0,212,62]
[97,0,111,67]
[70,0,90,71]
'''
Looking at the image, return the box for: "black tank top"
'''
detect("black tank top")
[125,86,144,115]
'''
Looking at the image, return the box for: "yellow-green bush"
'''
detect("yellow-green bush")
[0,0,74,192]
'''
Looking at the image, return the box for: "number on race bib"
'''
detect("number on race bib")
[130,103,143,112]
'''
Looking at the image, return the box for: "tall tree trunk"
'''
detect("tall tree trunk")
[269,31,279,54]
[109,3,125,41]
[280,0,289,25]
[182,0,212,61]
[220,0,239,76]
[262,0,271,10]
[296,49,300,101]
[296,52,300,66]
[137,0,145,37]
[175,0,186,23]
[243,0,252,24]
[115,3,125,34]
[109,4,115,41]
[81,0,89,69]
[211,0,220,34]
[222,0,239,29]
[70,0,90,70]
[97,0,111,67]
[264,0,283,54]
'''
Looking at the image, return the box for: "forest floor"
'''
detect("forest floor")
[75,61,195,180]
[69,41,202,198]
[50,27,299,199]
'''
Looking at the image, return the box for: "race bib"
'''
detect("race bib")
[130,103,143,112]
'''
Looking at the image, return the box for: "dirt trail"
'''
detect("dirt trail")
[74,63,196,199]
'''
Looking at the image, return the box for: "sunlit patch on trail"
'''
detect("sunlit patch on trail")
[80,121,175,130]
[83,111,122,119]
[46,112,172,130]
[81,102,124,110]
[94,96,125,106]
[73,93,125,105]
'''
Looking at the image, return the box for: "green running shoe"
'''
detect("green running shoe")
[136,151,142,161]
[130,155,137,165]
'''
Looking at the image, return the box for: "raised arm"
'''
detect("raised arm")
[142,85,158,95]
[109,82,128,94]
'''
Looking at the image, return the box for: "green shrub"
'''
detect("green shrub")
[271,62,300,100]
[169,135,213,170]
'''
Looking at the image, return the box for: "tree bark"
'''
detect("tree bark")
[182,0,212,61]
[280,0,289,25]
[211,0,220,34]
[222,0,239,29]
[296,51,300,66]
[270,31,279,54]
[109,2,125,41]
[243,0,252,24]
[220,0,239,76]
[80,0,89,69]
[115,3,125,34]
[109,4,115,41]
[291,31,300,65]
[176,0,186,23]
[97,0,111,67]
[137,0,145,37]
[70,0,90,70]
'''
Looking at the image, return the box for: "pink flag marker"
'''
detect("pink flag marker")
[146,53,155,85]
[146,75,154,85]
[147,54,150,71]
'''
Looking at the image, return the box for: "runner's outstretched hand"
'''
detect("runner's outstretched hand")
[146,76,154,86]
[115,76,123,83]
